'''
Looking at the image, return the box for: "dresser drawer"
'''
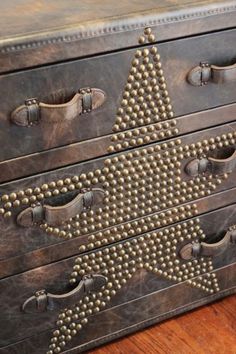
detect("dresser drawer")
[1,204,236,351]
[0,29,236,162]
[1,103,236,183]
[1,2,236,354]
[1,263,236,354]
[2,122,236,276]
[3,263,236,354]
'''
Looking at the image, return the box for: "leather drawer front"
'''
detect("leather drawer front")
[2,266,235,354]
[0,28,236,162]
[2,122,236,276]
[0,204,236,352]
[1,102,236,183]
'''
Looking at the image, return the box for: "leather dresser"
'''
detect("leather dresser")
[0,1,236,353]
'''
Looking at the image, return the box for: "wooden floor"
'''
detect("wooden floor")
[90,295,236,354]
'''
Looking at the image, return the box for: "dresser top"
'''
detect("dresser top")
[1,0,235,39]
[0,0,236,73]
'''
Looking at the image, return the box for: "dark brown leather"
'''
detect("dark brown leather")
[22,274,107,313]
[11,88,106,126]
[185,149,236,177]
[1,3,236,354]
[1,202,236,349]
[17,188,105,227]
[1,1,235,73]
[179,227,236,260]
[188,62,236,86]
[2,103,236,183]
[2,29,236,164]
[209,151,236,174]
[211,63,236,83]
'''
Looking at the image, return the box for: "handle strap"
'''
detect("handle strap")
[11,88,106,127]
[179,226,236,260]
[187,62,236,86]
[17,188,105,227]
[185,149,236,177]
[22,274,107,313]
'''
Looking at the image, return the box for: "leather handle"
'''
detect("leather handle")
[11,87,106,126]
[185,149,236,177]
[17,188,105,227]
[22,274,107,313]
[179,226,236,260]
[187,62,236,86]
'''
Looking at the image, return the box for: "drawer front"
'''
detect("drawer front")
[2,122,236,275]
[2,265,235,354]
[1,204,236,351]
[0,28,236,161]
[1,102,236,183]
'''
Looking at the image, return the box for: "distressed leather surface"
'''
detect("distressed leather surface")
[0,0,235,39]
[0,0,236,72]
[0,2,236,353]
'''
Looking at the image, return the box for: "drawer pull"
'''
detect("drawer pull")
[179,226,236,260]
[11,87,106,127]
[17,188,105,227]
[22,274,107,313]
[187,62,236,86]
[185,149,236,177]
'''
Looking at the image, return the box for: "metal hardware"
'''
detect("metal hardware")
[17,188,105,227]
[79,87,92,113]
[185,149,236,177]
[187,61,236,86]
[179,226,236,260]
[25,98,40,126]
[40,26,224,354]
[22,274,107,313]
[11,88,106,127]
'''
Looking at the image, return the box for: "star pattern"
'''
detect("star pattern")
[46,28,229,354]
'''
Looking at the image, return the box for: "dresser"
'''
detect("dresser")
[0,1,236,353]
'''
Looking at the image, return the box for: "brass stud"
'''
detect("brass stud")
[3,211,11,218]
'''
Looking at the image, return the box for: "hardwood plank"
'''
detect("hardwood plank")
[89,295,236,354]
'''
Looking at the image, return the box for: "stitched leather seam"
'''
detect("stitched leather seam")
[1,5,236,54]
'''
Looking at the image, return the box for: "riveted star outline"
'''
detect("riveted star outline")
[46,28,227,354]
[47,217,219,354]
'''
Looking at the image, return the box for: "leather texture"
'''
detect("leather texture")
[1,28,236,163]
[188,62,236,86]
[11,88,106,126]
[0,2,236,354]
[179,226,236,259]
[185,149,236,177]
[22,274,107,313]
[0,204,236,350]
[16,188,105,227]
[0,1,236,72]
